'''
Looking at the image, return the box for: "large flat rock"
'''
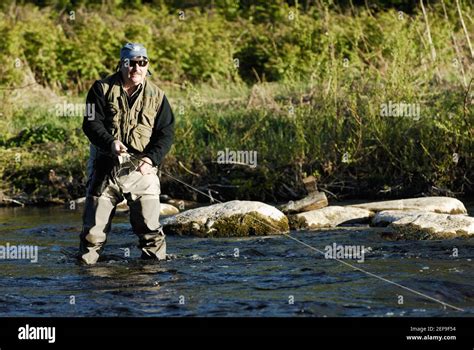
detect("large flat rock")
[161,200,289,237]
[279,192,328,214]
[371,210,428,227]
[350,197,467,214]
[290,206,374,230]
[389,213,474,240]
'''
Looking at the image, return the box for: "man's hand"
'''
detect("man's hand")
[138,156,153,175]
[111,140,128,156]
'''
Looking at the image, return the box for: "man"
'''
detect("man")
[79,42,175,265]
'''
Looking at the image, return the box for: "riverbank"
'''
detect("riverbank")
[0,2,472,205]
[1,83,472,207]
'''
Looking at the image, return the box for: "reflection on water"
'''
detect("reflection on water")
[0,206,473,317]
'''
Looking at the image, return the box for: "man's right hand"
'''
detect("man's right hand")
[111,140,128,156]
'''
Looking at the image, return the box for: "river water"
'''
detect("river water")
[0,205,472,317]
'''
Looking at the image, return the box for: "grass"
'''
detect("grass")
[0,2,472,204]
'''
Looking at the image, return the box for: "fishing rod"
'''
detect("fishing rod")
[124,152,465,312]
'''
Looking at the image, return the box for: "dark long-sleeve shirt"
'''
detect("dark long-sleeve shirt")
[82,80,175,167]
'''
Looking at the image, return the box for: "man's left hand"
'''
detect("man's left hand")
[138,157,154,175]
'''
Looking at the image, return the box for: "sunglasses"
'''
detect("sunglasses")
[125,59,148,68]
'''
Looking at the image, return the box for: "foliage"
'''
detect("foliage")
[0,1,472,202]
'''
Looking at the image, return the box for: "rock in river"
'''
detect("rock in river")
[290,206,374,230]
[279,192,328,214]
[371,210,428,227]
[350,196,467,214]
[160,203,180,216]
[389,213,474,240]
[161,200,289,237]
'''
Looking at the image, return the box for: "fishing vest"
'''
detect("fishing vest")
[98,72,165,153]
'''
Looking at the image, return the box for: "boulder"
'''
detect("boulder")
[350,197,466,214]
[160,203,180,216]
[161,200,289,237]
[290,206,374,230]
[279,191,328,214]
[389,213,474,240]
[372,210,427,227]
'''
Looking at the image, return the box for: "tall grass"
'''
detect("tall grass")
[0,1,472,203]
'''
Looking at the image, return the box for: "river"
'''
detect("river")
[0,205,472,317]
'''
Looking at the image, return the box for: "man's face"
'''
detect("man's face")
[120,56,148,86]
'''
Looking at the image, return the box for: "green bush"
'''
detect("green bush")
[8,124,68,146]
[0,1,472,201]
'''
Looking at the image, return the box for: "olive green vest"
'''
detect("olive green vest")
[98,72,165,152]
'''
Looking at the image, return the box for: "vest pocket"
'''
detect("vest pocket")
[129,124,153,152]
[140,107,157,128]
